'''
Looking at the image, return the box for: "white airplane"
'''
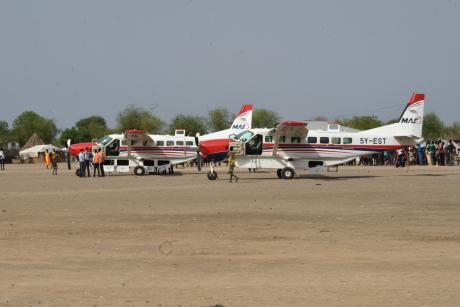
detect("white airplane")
[202,93,425,179]
[69,104,253,176]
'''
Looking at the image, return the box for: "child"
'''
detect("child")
[52,151,58,175]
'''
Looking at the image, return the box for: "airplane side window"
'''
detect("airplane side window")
[307,137,317,144]
[331,137,341,144]
[176,141,184,146]
[166,141,174,146]
[186,141,194,146]
[320,137,329,144]
[279,136,286,143]
[291,137,301,143]
[343,137,353,144]
[156,141,164,146]
[265,136,273,143]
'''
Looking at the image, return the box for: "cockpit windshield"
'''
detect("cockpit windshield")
[96,136,113,146]
[234,131,254,142]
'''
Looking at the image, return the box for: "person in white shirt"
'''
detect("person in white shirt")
[0,148,5,171]
[78,149,86,177]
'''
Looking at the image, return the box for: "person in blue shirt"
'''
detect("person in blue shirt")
[78,149,86,177]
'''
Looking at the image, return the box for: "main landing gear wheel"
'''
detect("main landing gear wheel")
[207,170,218,180]
[281,167,295,179]
[276,169,282,179]
[134,166,146,176]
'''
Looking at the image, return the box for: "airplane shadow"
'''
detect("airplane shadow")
[401,173,457,177]
[226,175,383,181]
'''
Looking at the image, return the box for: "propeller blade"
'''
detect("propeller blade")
[195,133,201,172]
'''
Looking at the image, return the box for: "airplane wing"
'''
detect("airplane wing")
[272,121,308,156]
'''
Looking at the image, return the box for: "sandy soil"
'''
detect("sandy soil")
[1,163,460,307]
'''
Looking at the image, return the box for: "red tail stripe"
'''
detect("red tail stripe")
[238,104,252,115]
[408,93,425,106]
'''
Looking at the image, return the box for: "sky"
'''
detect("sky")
[1,0,459,129]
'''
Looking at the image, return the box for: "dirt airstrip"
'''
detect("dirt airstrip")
[1,164,460,306]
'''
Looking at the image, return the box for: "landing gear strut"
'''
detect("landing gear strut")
[207,164,218,180]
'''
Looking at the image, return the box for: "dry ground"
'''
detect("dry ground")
[1,163,460,307]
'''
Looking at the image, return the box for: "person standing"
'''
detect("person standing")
[0,148,5,171]
[78,149,86,177]
[426,141,433,166]
[227,152,239,183]
[447,140,455,166]
[98,148,105,177]
[93,149,100,177]
[84,147,91,177]
[44,149,52,169]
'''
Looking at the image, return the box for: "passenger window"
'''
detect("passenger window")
[176,141,184,146]
[265,136,273,143]
[331,137,341,144]
[185,141,194,146]
[156,141,164,146]
[307,137,317,144]
[121,140,127,146]
[291,137,301,143]
[279,136,286,143]
[320,137,329,144]
[343,137,352,144]
[166,141,174,146]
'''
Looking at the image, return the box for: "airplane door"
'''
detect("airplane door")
[106,139,120,156]
[245,134,263,169]
[245,134,263,155]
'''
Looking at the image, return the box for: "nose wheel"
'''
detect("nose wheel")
[207,170,218,180]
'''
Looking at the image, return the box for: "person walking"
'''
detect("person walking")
[78,149,86,177]
[227,152,239,183]
[51,150,58,175]
[84,147,91,177]
[0,148,5,171]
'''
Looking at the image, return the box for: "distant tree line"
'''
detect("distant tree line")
[0,106,458,147]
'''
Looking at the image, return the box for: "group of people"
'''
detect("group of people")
[44,149,59,175]
[77,147,105,177]
[394,140,459,167]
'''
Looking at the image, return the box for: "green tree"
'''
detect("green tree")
[75,116,109,140]
[168,115,208,135]
[116,105,164,133]
[445,122,460,137]
[58,127,80,146]
[422,112,445,140]
[11,111,58,145]
[252,109,281,128]
[208,108,232,132]
[58,116,109,145]
[336,115,383,131]
[0,120,9,144]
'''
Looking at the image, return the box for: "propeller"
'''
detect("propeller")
[195,133,202,171]
[66,139,72,170]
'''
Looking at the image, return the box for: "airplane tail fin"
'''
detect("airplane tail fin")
[361,93,425,138]
[230,104,252,131]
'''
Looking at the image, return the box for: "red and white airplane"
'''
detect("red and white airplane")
[200,93,426,179]
[68,104,253,175]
